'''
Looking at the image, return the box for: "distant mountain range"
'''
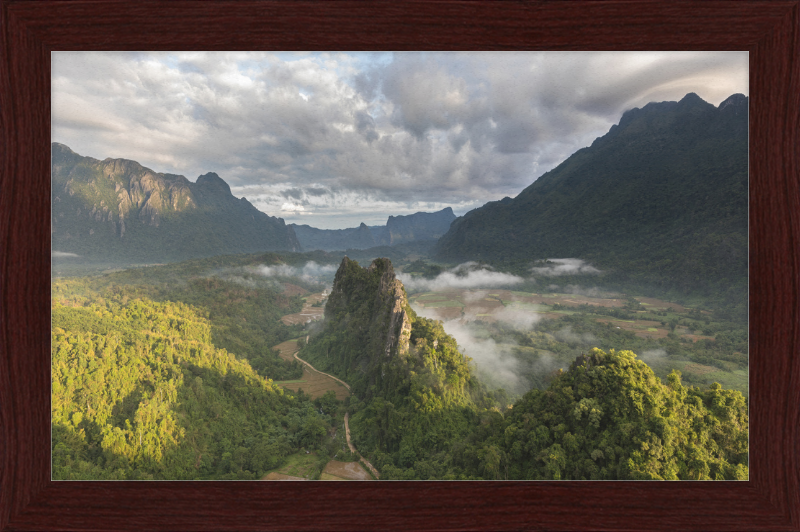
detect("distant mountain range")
[435,93,748,297]
[53,91,748,298]
[290,207,456,252]
[51,144,458,262]
[51,143,300,262]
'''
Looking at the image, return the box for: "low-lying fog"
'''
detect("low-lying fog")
[404,260,604,397]
[216,258,607,397]
[215,261,339,290]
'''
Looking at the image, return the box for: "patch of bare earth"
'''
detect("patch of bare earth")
[262,472,307,481]
[278,365,350,401]
[273,339,300,362]
[321,460,372,481]
[557,296,626,308]
[281,291,327,325]
[596,318,670,339]
[685,334,715,342]
[465,299,504,315]
[422,307,463,320]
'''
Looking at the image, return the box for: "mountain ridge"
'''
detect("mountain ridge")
[51,143,300,262]
[435,93,748,299]
[290,207,456,252]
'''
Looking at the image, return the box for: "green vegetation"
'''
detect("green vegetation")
[50,251,355,479]
[502,312,748,396]
[483,349,748,480]
[403,259,445,279]
[300,258,748,479]
[301,258,509,479]
[406,287,748,398]
[51,294,333,480]
[52,261,311,382]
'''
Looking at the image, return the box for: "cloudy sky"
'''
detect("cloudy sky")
[52,51,747,229]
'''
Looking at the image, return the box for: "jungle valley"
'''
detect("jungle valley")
[52,93,749,480]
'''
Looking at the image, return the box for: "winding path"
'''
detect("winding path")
[279,299,380,479]
[289,347,380,480]
[290,349,351,391]
[344,412,380,479]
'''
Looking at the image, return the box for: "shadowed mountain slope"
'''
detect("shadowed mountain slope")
[435,93,748,298]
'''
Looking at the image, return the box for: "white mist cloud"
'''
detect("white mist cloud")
[561,285,606,297]
[398,262,525,292]
[554,326,597,346]
[255,264,297,277]
[300,261,338,278]
[492,307,541,330]
[437,317,524,392]
[252,261,337,285]
[531,258,600,277]
[52,251,80,258]
[639,348,667,364]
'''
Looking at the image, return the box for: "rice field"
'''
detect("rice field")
[272,339,350,400]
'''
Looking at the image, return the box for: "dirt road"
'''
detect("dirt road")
[275,293,379,479]
[290,348,379,479]
[291,349,351,391]
[344,412,380,479]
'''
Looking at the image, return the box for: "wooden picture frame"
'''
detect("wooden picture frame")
[1,1,798,530]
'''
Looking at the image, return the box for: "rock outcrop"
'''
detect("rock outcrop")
[308,257,416,396]
[326,257,411,360]
[375,207,456,246]
[304,256,474,412]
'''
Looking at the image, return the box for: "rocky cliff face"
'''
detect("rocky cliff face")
[304,256,474,410]
[326,257,411,361]
[303,256,416,397]
[290,222,377,252]
[51,143,300,262]
[368,258,412,359]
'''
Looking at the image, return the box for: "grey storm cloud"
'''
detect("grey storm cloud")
[281,188,304,200]
[52,51,748,228]
[354,111,379,143]
[305,187,329,197]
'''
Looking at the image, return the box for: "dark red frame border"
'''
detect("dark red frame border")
[2,1,799,530]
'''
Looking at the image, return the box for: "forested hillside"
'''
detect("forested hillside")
[300,257,506,478]
[435,93,748,303]
[50,252,349,479]
[50,250,748,480]
[52,294,329,480]
[474,349,748,480]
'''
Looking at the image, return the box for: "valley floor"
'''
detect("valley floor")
[408,287,748,398]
